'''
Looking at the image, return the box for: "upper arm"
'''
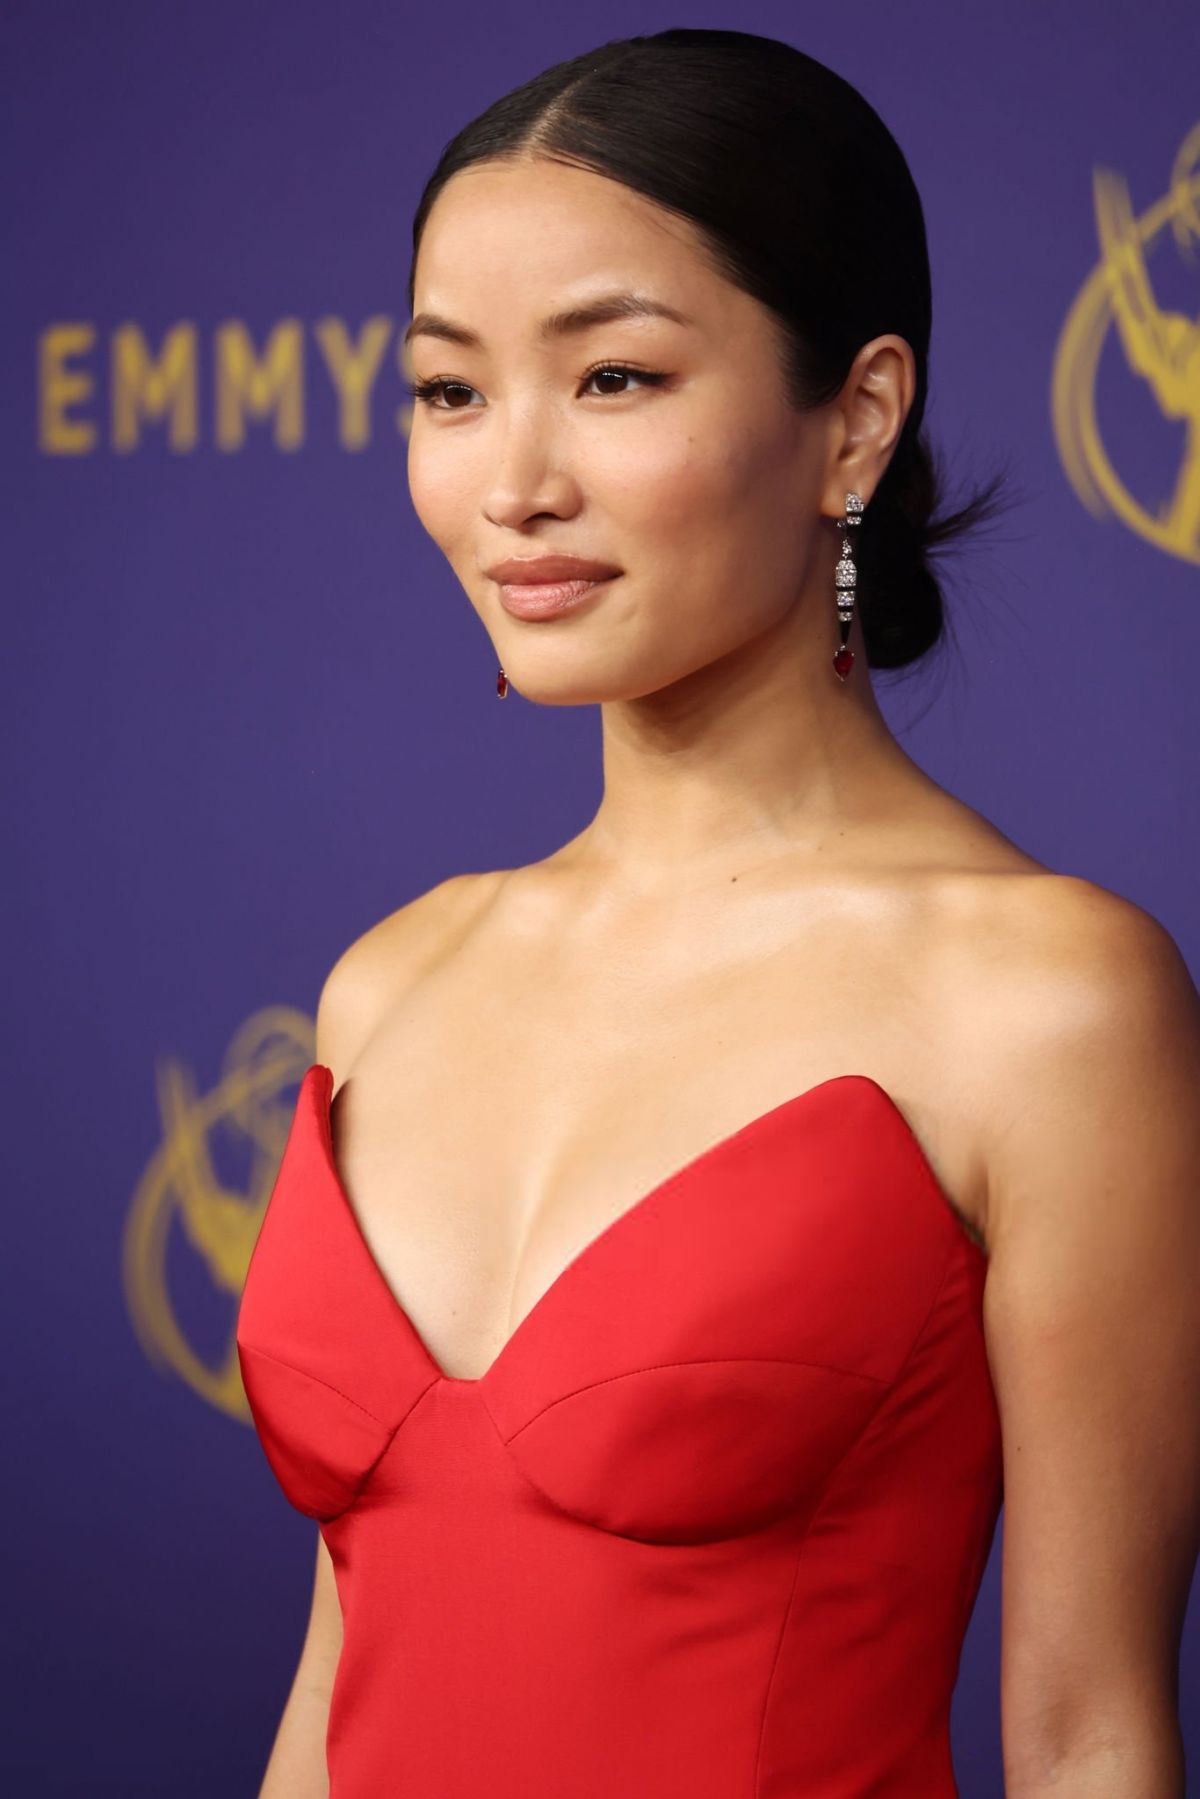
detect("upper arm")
[313,872,488,1078]
[980,881,1200,1790]
[296,1532,344,1693]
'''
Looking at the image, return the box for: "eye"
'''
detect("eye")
[405,377,478,410]
[404,363,669,412]
[579,363,668,397]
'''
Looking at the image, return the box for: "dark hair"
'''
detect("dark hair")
[408,27,1013,674]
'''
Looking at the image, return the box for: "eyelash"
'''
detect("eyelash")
[404,362,669,411]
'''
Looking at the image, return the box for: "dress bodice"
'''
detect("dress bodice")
[237,1062,1003,1796]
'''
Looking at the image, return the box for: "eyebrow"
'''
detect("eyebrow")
[402,290,694,350]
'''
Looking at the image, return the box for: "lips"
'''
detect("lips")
[494,574,618,620]
[485,555,622,585]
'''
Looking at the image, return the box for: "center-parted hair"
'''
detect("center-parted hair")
[408,27,1013,673]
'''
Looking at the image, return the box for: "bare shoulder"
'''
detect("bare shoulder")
[314,870,506,1078]
[957,868,1199,1079]
[952,867,1200,1235]
[949,856,1194,1000]
[920,863,1198,1237]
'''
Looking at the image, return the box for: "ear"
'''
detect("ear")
[820,334,917,519]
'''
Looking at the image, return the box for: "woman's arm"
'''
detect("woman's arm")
[979,880,1200,1797]
[257,1533,343,1799]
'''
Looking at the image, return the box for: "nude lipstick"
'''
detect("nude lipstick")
[485,554,622,620]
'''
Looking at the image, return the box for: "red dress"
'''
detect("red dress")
[237,1062,1002,1797]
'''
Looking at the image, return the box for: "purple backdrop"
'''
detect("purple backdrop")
[5,1,1198,1791]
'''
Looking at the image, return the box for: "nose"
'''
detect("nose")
[481,408,579,529]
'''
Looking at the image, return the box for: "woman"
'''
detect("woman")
[236,28,1200,1797]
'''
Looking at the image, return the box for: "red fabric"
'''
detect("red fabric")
[238,1062,1002,1797]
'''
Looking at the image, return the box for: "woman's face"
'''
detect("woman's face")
[406,154,836,705]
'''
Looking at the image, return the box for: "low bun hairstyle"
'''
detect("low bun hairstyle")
[408,27,1012,673]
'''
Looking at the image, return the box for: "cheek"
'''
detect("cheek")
[406,432,472,551]
[660,421,818,612]
[600,419,782,539]
[600,425,797,615]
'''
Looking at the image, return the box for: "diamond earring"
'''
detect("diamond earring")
[833,492,863,682]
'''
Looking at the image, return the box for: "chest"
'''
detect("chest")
[322,925,984,1382]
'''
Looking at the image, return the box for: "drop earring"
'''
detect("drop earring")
[496,666,509,698]
[833,491,863,682]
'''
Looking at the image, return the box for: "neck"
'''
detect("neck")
[572,605,933,894]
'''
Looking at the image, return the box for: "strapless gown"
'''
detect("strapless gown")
[237,1062,1002,1797]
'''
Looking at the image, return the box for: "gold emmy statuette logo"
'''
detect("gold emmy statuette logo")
[122,1009,315,1420]
[1053,122,1200,564]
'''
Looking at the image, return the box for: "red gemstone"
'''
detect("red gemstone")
[496,668,508,697]
[833,646,855,681]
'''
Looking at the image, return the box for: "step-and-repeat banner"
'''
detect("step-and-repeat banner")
[6,2,1197,1791]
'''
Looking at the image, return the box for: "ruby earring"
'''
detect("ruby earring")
[496,667,508,698]
[833,491,863,682]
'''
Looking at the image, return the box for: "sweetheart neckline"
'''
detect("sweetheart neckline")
[301,1061,986,1389]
